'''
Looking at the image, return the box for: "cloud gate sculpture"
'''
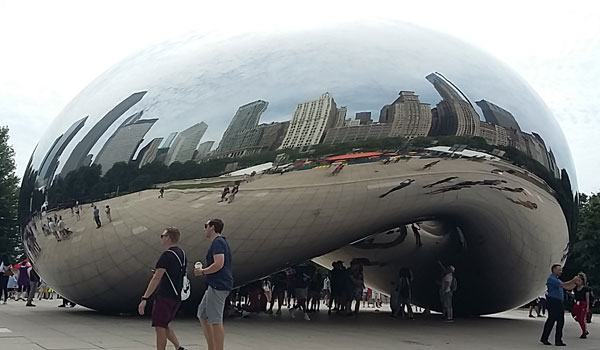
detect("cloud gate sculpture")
[19,22,577,315]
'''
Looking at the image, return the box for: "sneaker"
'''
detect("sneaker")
[303,313,311,321]
[276,310,281,316]
[177,347,187,350]
[529,315,535,318]
[289,309,295,319]
[445,319,454,323]
[25,303,36,307]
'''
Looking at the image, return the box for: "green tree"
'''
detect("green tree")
[0,126,23,262]
[567,193,600,293]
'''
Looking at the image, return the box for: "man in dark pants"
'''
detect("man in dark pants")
[540,264,578,346]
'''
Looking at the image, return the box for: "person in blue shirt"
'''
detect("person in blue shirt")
[540,264,578,346]
[195,218,233,350]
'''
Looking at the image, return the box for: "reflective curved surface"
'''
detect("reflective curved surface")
[19,22,577,314]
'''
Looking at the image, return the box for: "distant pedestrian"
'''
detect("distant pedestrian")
[0,256,11,304]
[411,224,422,247]
[219,186,230,202]
[228,183,239,203]
[572,274,591,339]
[93,206,101,228]
[438,261,456,322]
[540,264,578,346]
[105,205,112,222]
[138,227,187,350]
[26,265,40,307]
[17,262,30,301]
[195,219,233,350]
[158,187,165,199]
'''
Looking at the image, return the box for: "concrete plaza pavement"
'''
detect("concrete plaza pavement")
[1,300,600,350]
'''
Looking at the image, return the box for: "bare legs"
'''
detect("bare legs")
[200,318,225,350]
[154,326,180,350]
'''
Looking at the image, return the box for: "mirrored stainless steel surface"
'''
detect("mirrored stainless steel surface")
[19,22,577,314]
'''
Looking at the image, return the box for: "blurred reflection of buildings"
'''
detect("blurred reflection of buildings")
[194,141,215,160]
[165,122,208,165]
[137,137,164,168]
[217,100,268,154]
[355,112,373,125]
[94,111,157,174]
[279,92,338,150]
[426,73,480,137]
[37,116,87,186]
[334,106,348,127]
[153,132,177,164]
[479,122,509,147]
[59,91,147,177]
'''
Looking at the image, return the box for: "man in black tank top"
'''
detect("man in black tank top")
[138,227,187,350]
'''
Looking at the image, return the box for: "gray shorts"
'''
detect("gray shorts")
[442,291,453,309]
[197,286,230,324]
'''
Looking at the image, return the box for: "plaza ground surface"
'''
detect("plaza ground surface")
[1,300,600,350]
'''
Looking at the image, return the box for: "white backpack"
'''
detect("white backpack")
[165,249,191,301]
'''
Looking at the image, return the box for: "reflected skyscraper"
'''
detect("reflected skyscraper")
[165,122,208,165]
[217,100,268,154]
[37,116,87,186]
[476,100,521,132]
[280,92,337,150]
[195,141,214,160]
[94,112,157,174]
[426,73,480,137]
[59,91,147,177]
[387,91,432,139]
[137,137,164,168]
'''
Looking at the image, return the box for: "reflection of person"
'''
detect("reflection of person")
[138,228,187,350]
[379,179,415,198]
[195,219,233,350]
[105,205,112,222]
[228,183,239,203]
[93,206,102,228]
[219,186,230,202]
[411,224,422,247]
[438,261,456,322]
[422,176,458,188]
[540,264,578,346]
[422,160,440,170]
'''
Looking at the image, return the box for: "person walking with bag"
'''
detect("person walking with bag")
[138,227,188,350]
[194,219,233,350]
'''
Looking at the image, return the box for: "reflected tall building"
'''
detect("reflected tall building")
[37,116,87,186]
[165,122,208,165]
[386,91,432,139]
[59,91,147,177]
[479,122,509,146]
[217,100,268,153]
[137,138,164,168]
[426,73,480,137]
[355,112,372,125]
[194,141,214,160]
[94,112,157,174]
[476,100,521,132]
[334,106,347,127]
[279,92,337,150]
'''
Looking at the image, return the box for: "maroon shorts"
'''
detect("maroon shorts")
[151,295,181,328]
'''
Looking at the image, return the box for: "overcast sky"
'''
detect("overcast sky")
[1,0,599,193]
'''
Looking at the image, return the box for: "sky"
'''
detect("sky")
[1,0,599,194]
